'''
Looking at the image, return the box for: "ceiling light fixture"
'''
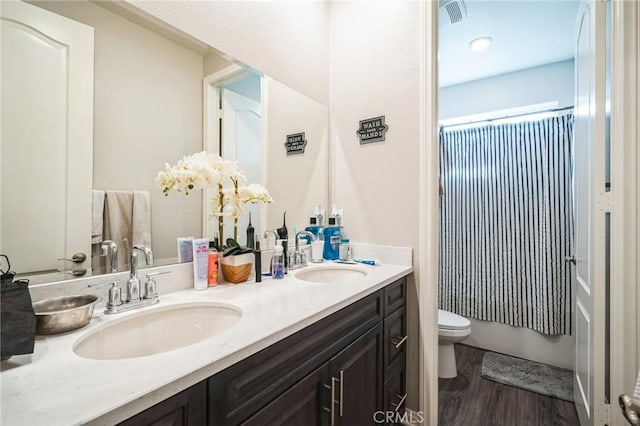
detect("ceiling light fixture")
[469,36,493,52]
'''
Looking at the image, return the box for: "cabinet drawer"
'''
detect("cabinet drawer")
[240,362,330,426]
[383,306,407,373]
[209,290,384,425]
[383,363,407,425]
[118,381,207,426]
[383,278,406,316]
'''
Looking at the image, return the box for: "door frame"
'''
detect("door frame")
[419,1,439,425]
[201,65,257,237]
[422,2,639,425]
[609,1,639,425]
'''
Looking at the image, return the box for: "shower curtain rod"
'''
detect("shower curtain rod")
[439,105,575,130]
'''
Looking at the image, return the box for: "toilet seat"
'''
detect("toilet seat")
[438,309,471,330]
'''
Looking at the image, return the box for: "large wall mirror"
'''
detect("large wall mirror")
[0,0,328,284]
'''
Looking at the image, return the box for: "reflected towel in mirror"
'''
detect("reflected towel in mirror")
[91,190,105,244]
[103,190,151,270]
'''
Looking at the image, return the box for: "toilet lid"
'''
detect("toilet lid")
[438,309,470,330]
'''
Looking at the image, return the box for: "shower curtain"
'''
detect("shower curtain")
[438,113,574,335]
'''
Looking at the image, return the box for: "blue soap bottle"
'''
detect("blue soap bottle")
[304,217,324,244]
[304,206,324,244]
[323,217,341,260]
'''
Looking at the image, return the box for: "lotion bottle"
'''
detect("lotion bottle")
[192,238,209,290]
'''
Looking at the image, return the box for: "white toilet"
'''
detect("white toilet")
[438,309,471,378]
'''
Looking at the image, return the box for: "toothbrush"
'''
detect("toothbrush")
[354,259,381,266]
[337,258,381,266]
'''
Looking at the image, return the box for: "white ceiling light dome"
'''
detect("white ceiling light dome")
[469,36,493,52]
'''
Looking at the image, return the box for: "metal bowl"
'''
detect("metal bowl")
[32,295,99,335]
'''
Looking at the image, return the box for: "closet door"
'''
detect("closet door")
[0,1,93,274]
[573,1,607,424]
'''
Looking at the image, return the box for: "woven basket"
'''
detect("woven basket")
[219,253,253,284]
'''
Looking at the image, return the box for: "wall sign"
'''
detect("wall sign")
[357,115,388,144]
[285,132,307,155]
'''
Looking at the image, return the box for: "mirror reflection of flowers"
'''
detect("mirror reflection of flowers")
[155,151,273,248]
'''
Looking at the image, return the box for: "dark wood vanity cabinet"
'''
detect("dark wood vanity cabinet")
[119,381,207,426]
[382,278,408,423]
[122,277,407,426]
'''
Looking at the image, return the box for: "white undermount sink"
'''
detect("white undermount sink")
[295,265,368,283]
[73,302,241,360]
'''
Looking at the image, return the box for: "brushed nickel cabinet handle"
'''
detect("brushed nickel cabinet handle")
[391,393,407,412]
[329,377,338,425]
[391,335,408,349]
[339,370,344,417]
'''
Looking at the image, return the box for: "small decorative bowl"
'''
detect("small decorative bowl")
[32,294,99,335]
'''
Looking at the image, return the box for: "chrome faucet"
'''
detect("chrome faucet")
[100,240,118,273]
[92,245,164,315]
[263,230,279,248]
[126,245,154,302]
[289,231,316,269]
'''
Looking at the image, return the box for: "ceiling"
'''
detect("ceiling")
[438,0,580,88]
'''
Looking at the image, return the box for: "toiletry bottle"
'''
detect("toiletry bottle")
[208,242,218,286]
[254,236,262,283]
[339,238,352,261]
[271,245,285,279]
[276,212,288,271]
[303,205,324,243]
[323,217,341,260]
[304,218,319,244]
[192,238,210,290]
[246,213,255,250]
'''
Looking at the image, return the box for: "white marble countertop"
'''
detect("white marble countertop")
[0,256,412,425]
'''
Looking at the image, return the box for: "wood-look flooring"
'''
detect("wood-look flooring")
[438,344,580,426]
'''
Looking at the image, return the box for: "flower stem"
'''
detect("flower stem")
[218,183,224,249]
[233,179,239,241]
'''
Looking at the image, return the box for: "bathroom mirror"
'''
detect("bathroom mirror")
[0,0,328,284]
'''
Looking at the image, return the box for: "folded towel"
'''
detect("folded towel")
[91,190,105,244]
[104,191,134,270]
[132,191,151,248]
[103,190,152,270]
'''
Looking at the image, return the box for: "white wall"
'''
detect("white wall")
[439,59,575,120]
[127,0,329,106]
[33,1,204,261]
[440,59,576,369]
[263,77,328,235]
[329,0,427,414]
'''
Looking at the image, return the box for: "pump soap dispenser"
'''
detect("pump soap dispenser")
[276,212,288,270]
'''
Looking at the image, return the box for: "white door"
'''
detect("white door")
[573,1,607,424]
[221,83,261,245]
[0,1,93,274]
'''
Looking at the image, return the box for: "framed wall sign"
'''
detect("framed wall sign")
[357,115,388,144]
[285,132,307,155]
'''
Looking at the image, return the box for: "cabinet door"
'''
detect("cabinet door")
[118,381,207,426]
[241,363,331,426]
[329,323,383,426]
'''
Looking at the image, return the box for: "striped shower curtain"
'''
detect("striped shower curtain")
[438,114,575,335]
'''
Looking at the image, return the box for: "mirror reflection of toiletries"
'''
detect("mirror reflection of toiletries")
[0,0,328,284]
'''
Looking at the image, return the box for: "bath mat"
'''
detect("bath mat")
[480,351,574,402]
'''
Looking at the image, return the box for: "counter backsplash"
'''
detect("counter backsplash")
[28,243,413,305]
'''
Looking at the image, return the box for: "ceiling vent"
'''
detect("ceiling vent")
[439,0,468,26]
